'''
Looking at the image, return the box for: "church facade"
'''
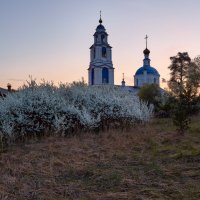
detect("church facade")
[134,39,160,87]
[88,15,160,88]
[88,15,114,86]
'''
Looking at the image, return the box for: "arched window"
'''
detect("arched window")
[102,67,109,84]
[91,68,94,85]
[101,34,105,42]
[154,78,156,84]
[102,47,107,58]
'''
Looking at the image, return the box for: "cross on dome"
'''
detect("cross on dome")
[145,35,148,49]
[143,35,150,55]
[121,73,126,86]
[99,10,103,24]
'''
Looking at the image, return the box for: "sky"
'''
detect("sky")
[0,0,200,89]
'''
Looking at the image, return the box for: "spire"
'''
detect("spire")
[145,34,148,49]
[99,10,102,24]
[143,34,150,55]
[121,73,125,87]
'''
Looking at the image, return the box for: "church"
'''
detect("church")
[88,14,160,88]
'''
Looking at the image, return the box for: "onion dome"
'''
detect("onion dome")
[96,11,105,31]
[143,48,150,55]
[135,66,159,76]
[96,24,105,31]
[99,17,102,24]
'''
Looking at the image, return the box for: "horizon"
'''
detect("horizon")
[0,0,200,89]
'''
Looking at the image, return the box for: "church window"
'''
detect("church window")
[101,34,105,42]
[92,68,94,85]
[102,47,107,57]
[154,78,156,84]
[102,67,109,84]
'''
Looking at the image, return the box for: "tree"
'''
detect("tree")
[168,52,200,134]
[138,84,161,112]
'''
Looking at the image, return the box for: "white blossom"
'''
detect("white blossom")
[0,80,153,142]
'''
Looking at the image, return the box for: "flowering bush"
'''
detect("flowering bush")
[0,79,153,143]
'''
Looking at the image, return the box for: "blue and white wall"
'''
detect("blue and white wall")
[88,20,114,86]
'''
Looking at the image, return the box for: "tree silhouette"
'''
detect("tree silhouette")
[168,52,200,134]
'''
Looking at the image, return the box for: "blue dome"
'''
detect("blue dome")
[96,24,105,31]
[135,66,160,76]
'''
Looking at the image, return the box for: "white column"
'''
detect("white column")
[109,68,114,85]
[96,46,101,60]
[94,68,102,85]
[107,48,111,61]
[90,49,93,62]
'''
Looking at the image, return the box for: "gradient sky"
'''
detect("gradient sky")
[0,0,200,89]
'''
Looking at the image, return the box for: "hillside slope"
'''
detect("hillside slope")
[0,118,200,200]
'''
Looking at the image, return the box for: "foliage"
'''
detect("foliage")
[138,83,171,117]
[168,52,200,134]
[168,53,200,103]
[154,91,176,118]
[172,102,190,134]
[0,79,153,144]
[138,84,160,108]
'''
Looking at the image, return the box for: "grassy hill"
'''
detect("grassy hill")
[0,117,200,200]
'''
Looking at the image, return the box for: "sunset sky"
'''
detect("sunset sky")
[0,0,200,89]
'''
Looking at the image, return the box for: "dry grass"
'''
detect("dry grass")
[0,117,200,200]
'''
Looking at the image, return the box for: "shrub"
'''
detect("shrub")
[0,79,153,144]
[138,84,161,107]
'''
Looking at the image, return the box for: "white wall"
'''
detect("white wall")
[134,73,160,87]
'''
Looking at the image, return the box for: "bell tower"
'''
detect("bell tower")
[88,12,114,85]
